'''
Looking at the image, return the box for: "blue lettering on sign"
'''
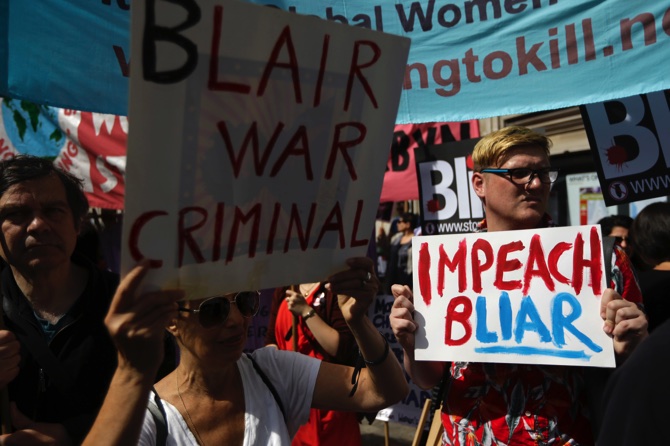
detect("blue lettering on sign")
[474,291,602,360]
[476,295,497,343]
[499,291,512,341]
[515,295,552,344]
[475,346,592,359]
[551,292,602,352]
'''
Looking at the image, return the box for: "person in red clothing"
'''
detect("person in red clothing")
[266,281,361,446]
[390,126,648,446]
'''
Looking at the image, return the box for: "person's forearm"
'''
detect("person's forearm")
[402,345,445,389]
[347,317,408,410]
[304,314,341,357]
[81,361,154,446]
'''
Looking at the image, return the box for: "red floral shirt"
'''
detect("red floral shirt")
[439,217,642,446]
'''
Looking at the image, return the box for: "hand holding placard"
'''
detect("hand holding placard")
[600,288,648,362]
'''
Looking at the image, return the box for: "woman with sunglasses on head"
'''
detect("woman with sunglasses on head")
[82,257,408,446]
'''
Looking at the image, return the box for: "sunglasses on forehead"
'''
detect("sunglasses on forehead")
[178,291,260,328]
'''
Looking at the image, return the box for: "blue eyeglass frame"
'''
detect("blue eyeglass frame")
[479,167,559,185]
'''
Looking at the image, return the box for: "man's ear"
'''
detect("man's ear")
[472,172,486,199]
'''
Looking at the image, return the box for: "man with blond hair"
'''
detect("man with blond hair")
[390,126,647,445]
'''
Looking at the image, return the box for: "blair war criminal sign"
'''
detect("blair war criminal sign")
[412,225,615,368]
[121,0,409,297]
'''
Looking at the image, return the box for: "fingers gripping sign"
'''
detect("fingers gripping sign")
[600,288,642,335]
[600,288,648,361]
[105,262,183,373]
[327,257,379,321]
[390,285,417,351]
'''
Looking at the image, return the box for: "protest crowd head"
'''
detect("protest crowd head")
[0,155,89,228]
[398,212,418,231]
[597,214,633,252]
[630,202,670,269]
[472,125,551,170]
[471,126,555,232]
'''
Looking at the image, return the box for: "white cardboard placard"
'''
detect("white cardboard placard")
[121,0,409,297]
[412,225,615,368]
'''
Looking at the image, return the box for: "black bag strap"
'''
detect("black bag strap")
[149,356,286,446]
[246,353,286,422]
[148,388,168,446]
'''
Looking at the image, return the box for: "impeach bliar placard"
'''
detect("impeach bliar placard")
[412,225,615,368]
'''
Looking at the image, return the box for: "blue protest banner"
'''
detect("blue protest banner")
[0,0,130,114]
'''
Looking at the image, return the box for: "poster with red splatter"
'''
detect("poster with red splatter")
[415,138,483,236]
[380,121,480,203]
[412,225,615,367]
[581,89,670,206]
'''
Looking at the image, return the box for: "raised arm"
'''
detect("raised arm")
[310,257,408,412]
[81,263,182,446]
[284,286,356,361]
[389,284,445,389]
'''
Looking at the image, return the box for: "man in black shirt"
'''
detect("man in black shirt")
[0,155,118,445]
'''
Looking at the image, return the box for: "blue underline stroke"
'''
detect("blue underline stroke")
[475,346,592,360]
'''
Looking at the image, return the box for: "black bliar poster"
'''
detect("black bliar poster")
[415,138,482,236]
[581,89,670,206]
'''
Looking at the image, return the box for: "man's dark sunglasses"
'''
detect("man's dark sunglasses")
[613,236,628,246]
[178,291,260,328]
[480,167,559,185]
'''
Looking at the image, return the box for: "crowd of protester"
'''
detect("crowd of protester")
[2,124,669,445]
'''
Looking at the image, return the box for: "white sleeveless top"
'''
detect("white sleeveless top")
[138,347,320,445]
